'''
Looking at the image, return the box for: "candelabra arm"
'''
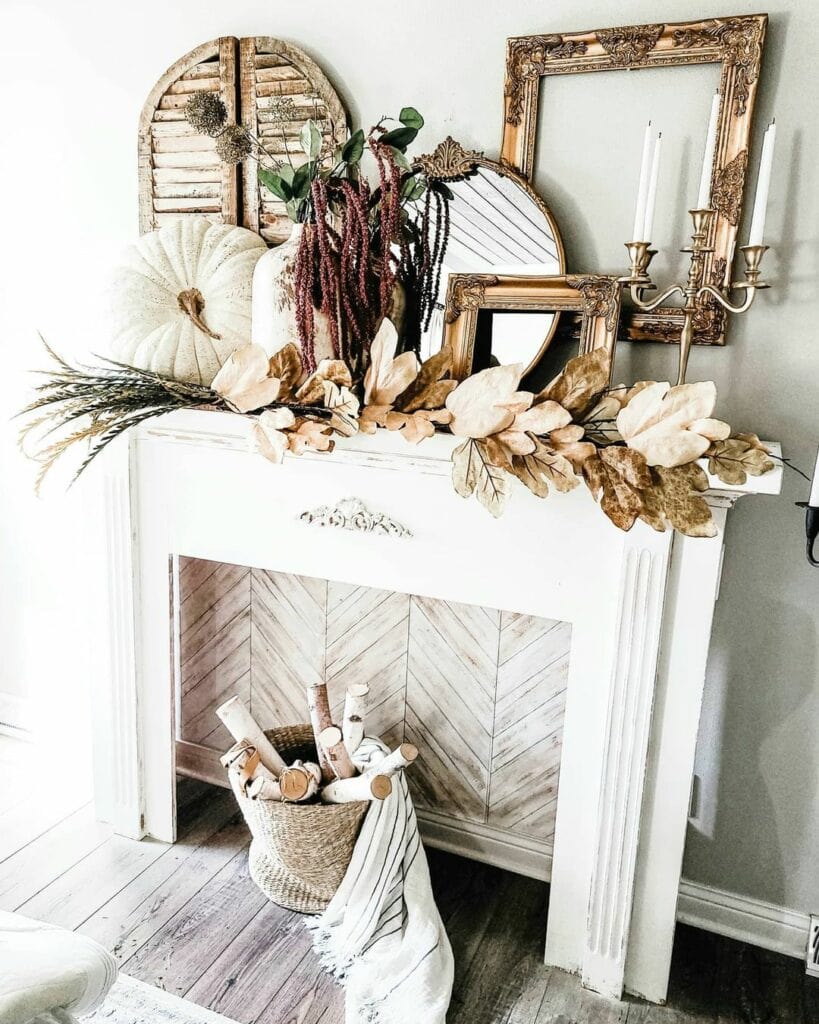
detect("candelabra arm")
[629,283,685,312]
[697,283,757,315]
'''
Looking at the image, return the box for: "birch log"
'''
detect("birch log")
[216,696,287,776]
[321,773,392,804]
[342,683,369,754]
[220,740,278,795]
[319,726,357,780]
[279,764,319,802]
[307,683,335,783]
[364,742,418,780]
[247,776,283,801]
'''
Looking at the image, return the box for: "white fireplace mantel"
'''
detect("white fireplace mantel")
[90,409,781,1004]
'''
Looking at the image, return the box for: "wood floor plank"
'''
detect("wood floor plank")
[255,946,343,1024]
[0,803,110,911]
[448,869,550,1023]
[536,966,585,1023]
[78,787,239,956]
[185,900,314,1021]
[0,791,88,864]
[18,831,171,929]
[123,845,266,995]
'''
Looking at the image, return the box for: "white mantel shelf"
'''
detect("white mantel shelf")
[92,408,781,1006]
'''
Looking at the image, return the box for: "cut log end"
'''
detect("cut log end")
[370,774,392,800]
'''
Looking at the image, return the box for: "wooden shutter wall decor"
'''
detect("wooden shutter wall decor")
[138,37,348,241]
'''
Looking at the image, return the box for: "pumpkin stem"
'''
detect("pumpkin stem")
[177,288,222,340]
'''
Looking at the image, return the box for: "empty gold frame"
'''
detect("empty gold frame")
[442,274,621,380]
[500,14,768,346]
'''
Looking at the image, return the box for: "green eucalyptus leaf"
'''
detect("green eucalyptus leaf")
[299,120,322,159]
[292,162,314,199]
[341,129,365,165]
[399,107,424,130]
[388,146,412,171]
[258,168,291,201]
[401,176,426,202]
[381,126,418,152]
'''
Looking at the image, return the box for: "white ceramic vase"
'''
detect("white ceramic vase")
[250,222,336,364]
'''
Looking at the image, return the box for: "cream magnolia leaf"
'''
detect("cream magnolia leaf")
[364,319,420,406]
[211,343,281,413]
[252,407,296,464]
[446,363,531,439]
[549,424,597,471]
[451,437,510,517]
[324,381,360,437]
[269,343,303,399]
[288,419,335,455]
[617,381,728,467]
[706,436,774,485]
[497,400,572,452]
[538,348,610,418]
[509,437,579,498]
[295,360,353,405]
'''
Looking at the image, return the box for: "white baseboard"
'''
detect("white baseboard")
[677,878,809,960]
[0,692,33,738]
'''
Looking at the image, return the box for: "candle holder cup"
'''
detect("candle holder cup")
[619,208,770,385]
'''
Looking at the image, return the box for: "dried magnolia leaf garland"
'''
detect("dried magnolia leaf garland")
[20,326,776,537]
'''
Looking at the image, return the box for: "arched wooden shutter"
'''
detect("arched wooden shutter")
[239,37,347,244]
[138,38,239,234]
[138,37,348,242]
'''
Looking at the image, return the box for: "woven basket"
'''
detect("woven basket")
[228,724,368,913]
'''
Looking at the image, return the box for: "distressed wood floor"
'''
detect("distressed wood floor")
[1,758,816,1023]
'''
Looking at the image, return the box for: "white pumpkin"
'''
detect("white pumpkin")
[108,218,267,385]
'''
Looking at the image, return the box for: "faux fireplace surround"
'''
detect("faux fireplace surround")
[90,408,781,1003]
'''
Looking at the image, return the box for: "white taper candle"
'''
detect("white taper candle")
[749,120,776,246]
[697,91,721,209]
[809,446,819,507]
[643,133,662,243]
[633,121,654,241]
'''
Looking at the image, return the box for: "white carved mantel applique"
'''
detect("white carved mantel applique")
[90,409,781,1005]
[299,496,412,537]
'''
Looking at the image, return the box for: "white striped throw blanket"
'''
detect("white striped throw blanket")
[306,738,454,1024]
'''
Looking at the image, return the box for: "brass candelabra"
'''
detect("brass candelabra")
[619,208,769,385]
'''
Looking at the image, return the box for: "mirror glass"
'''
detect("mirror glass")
[419,162,563,370]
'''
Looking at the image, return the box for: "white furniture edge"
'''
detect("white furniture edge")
[91,409,783,1002]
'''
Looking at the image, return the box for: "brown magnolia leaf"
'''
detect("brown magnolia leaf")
[295,359,353,404]
[510,436,579,498]
[316,359,352,387]
[395,345,455,412]
[268,343,303,399]
[583,450,646,531]
[733,431,770,453]
[639,464,716,538]
[287,418,335,455]
[599,445,652,489]
[359,404,391,434]
[451,437,510,517]
[385,408,451,445]
[706,436,774,485]
[537,348,610,419]
[403,378,457,412]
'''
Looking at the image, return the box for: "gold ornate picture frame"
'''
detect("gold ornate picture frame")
[442,273,621,380]
[500,14,767,347]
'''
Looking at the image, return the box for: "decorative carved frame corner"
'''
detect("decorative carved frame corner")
[500,14,768,347]
[442,273,621,380]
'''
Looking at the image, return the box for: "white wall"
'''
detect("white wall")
[1,0,817,918]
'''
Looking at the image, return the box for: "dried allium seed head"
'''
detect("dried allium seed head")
[185,92,228,136]
[215,125,253,164]
[267,96,298,125]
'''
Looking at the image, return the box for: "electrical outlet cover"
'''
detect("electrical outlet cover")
[807,915,819,978]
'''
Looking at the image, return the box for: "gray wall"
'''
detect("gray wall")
[1,0,816,913]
